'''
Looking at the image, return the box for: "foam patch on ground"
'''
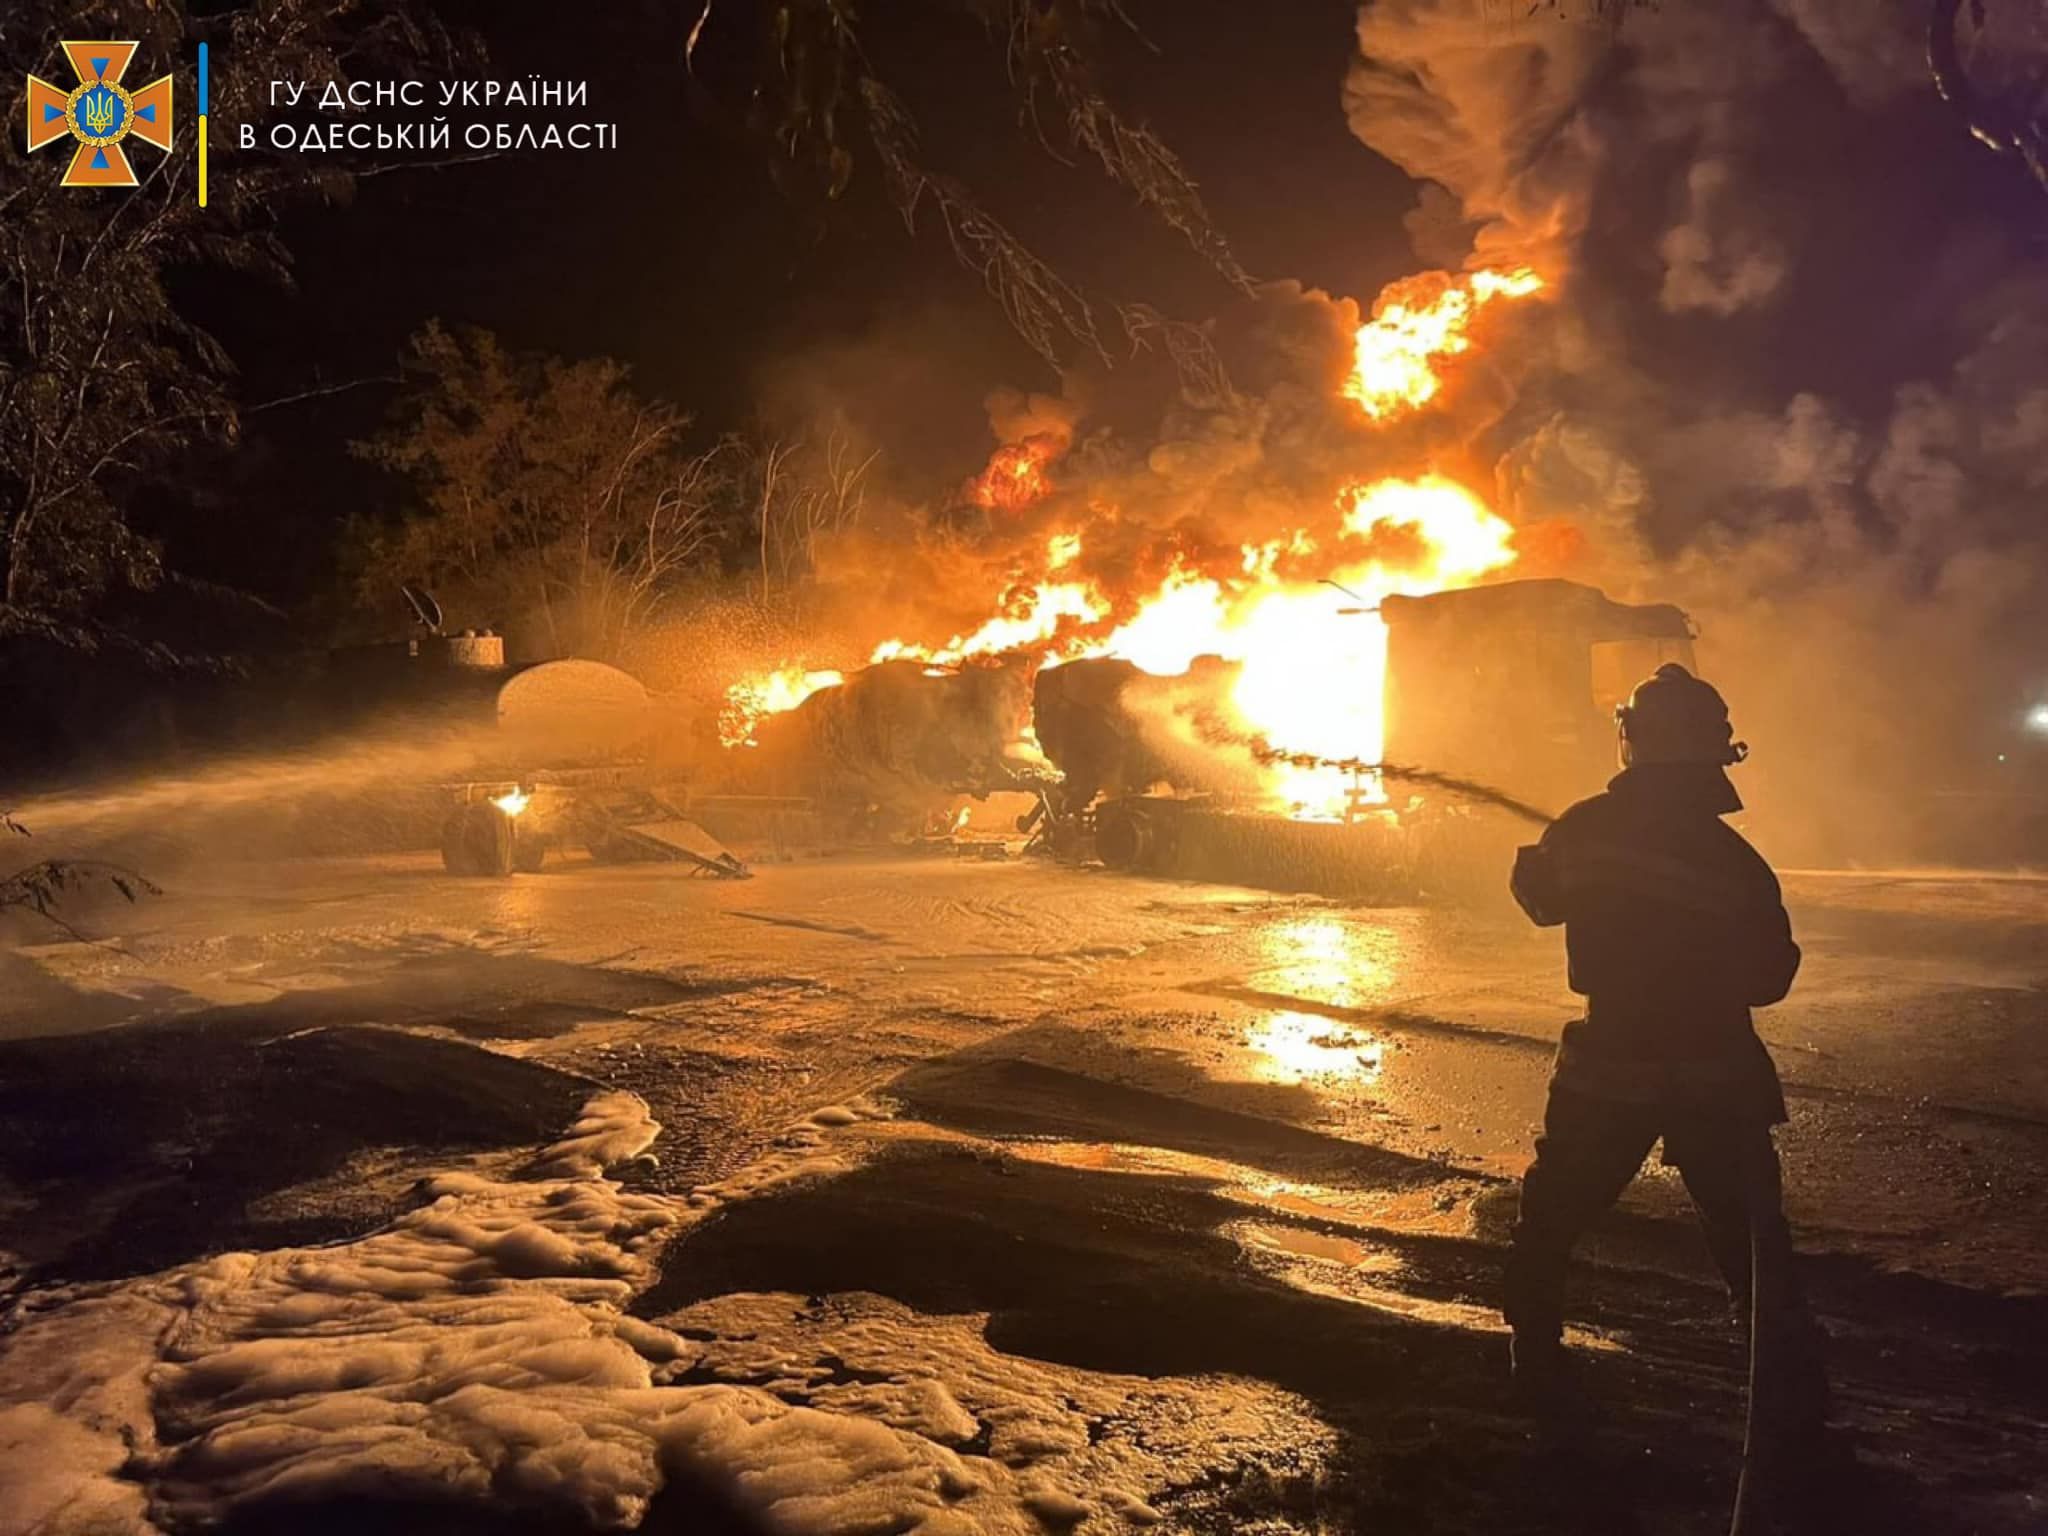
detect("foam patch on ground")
[654,1290,1337,1531]
[526,1089,663,1178]
[0,1095,687,1534]
[0,1092,1319,1534]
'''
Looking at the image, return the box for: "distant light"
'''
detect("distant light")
[1999,754,2008,763]
[2028,705,2048,735]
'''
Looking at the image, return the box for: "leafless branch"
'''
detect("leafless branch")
[863,80,1108,371]
[1930,0,2048,194]
[1118,302,1237,407]
[245,374,403,415]
[352,151,503,180]
[0,856,163,954]
[1002,0,1254,293]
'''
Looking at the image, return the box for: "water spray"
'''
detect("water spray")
[1250,743,1557,827]
[1178,710,1559,826]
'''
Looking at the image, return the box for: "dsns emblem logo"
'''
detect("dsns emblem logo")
[25,41,173,188]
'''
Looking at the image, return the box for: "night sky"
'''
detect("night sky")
[172,0,1416,612]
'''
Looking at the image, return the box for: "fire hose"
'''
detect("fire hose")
[1728,1131,1805,1536]
[1172,709,1561,825]
[1234,729,1796,1532]
[1249,744,1558,827]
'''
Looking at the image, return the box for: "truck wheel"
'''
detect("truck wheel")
[1095,802,1158,871]
[440,813,472,874]
[512,831,547,873]
[442,804,515,877]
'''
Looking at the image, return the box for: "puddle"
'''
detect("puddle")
[1236,1174,1478,1238]
[1238,1230,1626,1348]
[935,1133,1482,1240]
[1229,1217,1504,1330]
[1237,1220,1401,1274]
[847,1111,1483,1222]
[1246,1010,1385,1084]
[1229,1217,1623,1348]
[1253,912,1400,1009]
[1002,1136,1259,1182]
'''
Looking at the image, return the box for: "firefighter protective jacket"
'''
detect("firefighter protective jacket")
[1510,763,1798,1122]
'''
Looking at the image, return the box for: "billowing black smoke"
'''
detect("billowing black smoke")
[1346,0,2048,864]
[761,281,1513,668]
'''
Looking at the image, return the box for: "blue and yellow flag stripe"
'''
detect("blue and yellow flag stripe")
[197,42,209,207]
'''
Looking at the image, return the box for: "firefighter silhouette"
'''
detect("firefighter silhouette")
[1504,664,1825,1416]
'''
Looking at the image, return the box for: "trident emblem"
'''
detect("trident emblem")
[25,41,173,188]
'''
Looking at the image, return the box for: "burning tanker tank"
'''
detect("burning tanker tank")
[1029,578,1694,899]
[701,270,1682,885]
[1030,655,1261,812]
[722,656,1045,840]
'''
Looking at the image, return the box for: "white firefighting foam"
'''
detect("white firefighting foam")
[0,1091,1324,1535]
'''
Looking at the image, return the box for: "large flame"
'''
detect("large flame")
[1344,267,1543,420]
[1337,473,1517,582]
[737,476,1516,815]
[1079,475,1516,815]
[720,665,846,748]
[714,264,1537,819]
[870,541,1109,666]
[968,435,1062,513]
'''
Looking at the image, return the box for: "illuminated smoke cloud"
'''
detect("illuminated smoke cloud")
[1343,0,2048,860]
[1341,1,1608,273]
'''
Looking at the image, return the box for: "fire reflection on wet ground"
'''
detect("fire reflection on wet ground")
[5,854,2044,1531]
[1246,1009,1386,1083]
[1252,911,1400,1009]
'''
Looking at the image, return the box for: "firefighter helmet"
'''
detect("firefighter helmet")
[1616,663,1748,766]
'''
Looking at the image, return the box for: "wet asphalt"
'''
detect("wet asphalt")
[1,851,2044,1532]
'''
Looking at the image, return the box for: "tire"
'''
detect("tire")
[1095,801,1158,871]
[440,813,473,875]
[512,830,547,873]
[441,804,515,877]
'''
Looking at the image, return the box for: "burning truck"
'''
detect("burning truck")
[704,574,1693,898]
[720,656,1045,840]
[436,653,750,879]
[419,563,1695,893]
[439,648,1047,874]
[708,269,1564,845]
[1031,577,1695,895]
[464,262,1696,892]
[695,263,1706,892]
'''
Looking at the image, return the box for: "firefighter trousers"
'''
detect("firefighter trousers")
[1503,1082,1796,1344]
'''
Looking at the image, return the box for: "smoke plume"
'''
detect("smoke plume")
[1346,0,2048,863]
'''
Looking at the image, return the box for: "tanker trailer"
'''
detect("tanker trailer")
[1042,578,1695,898]
[439,658,746,879]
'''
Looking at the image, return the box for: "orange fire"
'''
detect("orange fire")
[871,533,1110,667]
[837,475,1516,817]
[719,665,845,747]
[1081,475,1516,816]
[721,478,1514,813]
[968,435,1062,513]
[737,479,1523,819]
[1344,267,1543,420]
[717,265,1538,820]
